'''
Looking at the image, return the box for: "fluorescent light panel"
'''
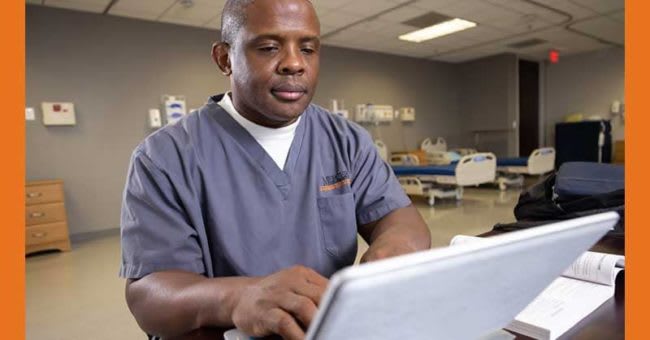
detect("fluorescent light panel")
[399,18,477,43]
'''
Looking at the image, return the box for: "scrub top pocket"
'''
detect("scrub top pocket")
[317,193,358,265]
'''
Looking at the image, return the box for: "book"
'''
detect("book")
[450,235,625,340]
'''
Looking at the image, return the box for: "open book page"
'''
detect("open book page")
[507,277,615,340]
[561,251,624,285]
[450,235,624,286]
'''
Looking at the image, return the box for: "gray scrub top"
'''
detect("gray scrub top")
[120,94,411,279]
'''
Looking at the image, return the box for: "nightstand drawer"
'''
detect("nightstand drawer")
[26,203,67,226]
[26,183,64,205]
[26,223,68,246]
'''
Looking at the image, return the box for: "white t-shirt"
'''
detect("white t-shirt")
[218,93,300,170]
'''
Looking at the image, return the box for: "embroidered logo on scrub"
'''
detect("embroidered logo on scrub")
[320,170,351,192]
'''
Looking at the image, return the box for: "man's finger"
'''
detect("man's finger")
[265,308,305,340]
[278,293,318,329]
[291,280,326,306]
[303,269,329,288]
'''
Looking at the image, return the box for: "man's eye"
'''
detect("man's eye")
[259,46,278,52]
[301,48,315,55]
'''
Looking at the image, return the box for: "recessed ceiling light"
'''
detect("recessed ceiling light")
[399,18,477,43]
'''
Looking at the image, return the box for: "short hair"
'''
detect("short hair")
[220,0,255,45]
[220,0,314,46]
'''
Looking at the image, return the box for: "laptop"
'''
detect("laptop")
[225,212,618,340]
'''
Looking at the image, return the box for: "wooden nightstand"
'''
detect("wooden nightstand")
[25,179,71,254]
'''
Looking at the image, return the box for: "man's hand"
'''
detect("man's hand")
[231,265,329,340]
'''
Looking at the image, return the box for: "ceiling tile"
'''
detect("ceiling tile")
[109,0,177,21]
[338,0,404,16]
[312,5,331,17]
[533,27,592,45]
[436,0,501,20]
[318,24,334,35]
[203,14,220,30]
[377,5,426,24]
[431,1,549,33]
[463,7,512,24]
[310,0,352,11]
[319,10,360,28]
[345,19,392,33]
[530,0,596,20]
[481,12,554,34]
[44,0,111,13]
[569,16,624,45]
[413,0,469,11]
[570,0,624,14]
[352,35,392,50]
[159,0,225,26]
[608,10,624,22]
[483,0,569,24]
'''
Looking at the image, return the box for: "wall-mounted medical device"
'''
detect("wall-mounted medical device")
[399,107,416,122]
[355,104,394,123]
[369,105,395,122]
[163,95,187,125]
[42,102,76,126]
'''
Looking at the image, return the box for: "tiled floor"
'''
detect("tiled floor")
[26,187,521,340]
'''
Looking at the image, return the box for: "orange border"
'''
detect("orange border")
[1,1,25,339]
[627,0,643,339]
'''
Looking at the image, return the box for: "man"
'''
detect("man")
[120,0,431,339]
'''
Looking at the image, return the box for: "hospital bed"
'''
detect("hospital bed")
[376,139,427,165]
[422,150,462,165]
[421,137,478,155]
[452,148,478,156]
[496,147,556,191]
[420,137,478,165]
[421,137,447,152]
[391,153,497,206]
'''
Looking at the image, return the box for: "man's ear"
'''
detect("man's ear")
[212,42,232,76]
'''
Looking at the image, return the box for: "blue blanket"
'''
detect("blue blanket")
[392,164,456,176]
[497,157,528,167]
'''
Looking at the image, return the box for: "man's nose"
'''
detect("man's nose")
[278,47,305,75]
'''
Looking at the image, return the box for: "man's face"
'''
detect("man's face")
[227,0,320,127]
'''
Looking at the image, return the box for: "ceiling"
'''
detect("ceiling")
[26,0,625,63]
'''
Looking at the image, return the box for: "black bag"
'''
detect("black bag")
[494,163,624,238]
